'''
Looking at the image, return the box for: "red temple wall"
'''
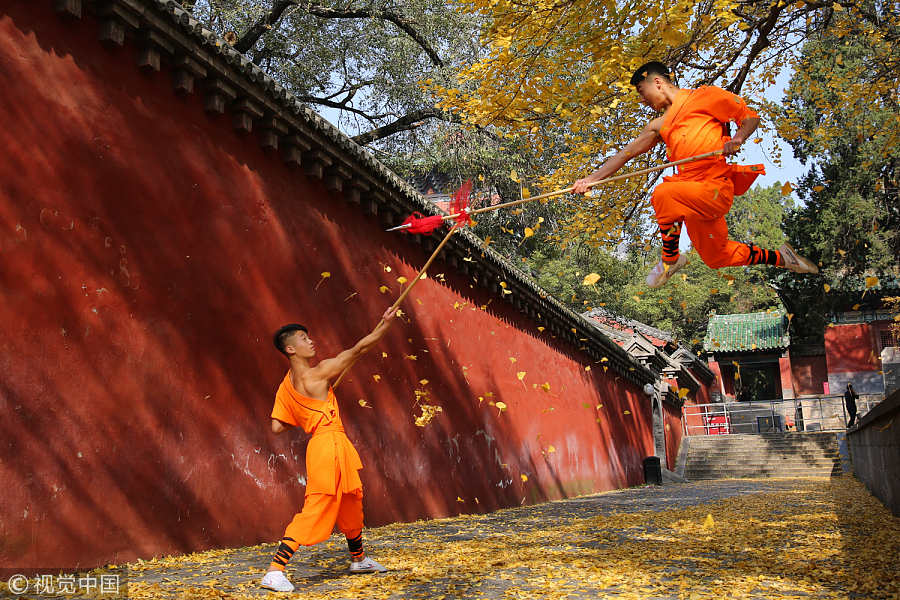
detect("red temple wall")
[790,354,828,396]
[0,4,654,570]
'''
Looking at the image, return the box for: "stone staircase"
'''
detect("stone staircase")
[678,432,844,480]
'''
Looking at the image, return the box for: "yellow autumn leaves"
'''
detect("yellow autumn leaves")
[118,476,900,600]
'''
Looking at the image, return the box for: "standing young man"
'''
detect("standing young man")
[573,61,818,287]
[260,306,398,593]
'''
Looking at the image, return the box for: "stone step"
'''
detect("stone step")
[684,450,840,459]
[683,458,841,467]
[686,472,837,480]
[686,434,840,442]
[678,432,844,481]
[686,439,839,447]
[693,431,840,440]
[687,448,839,454]
[686,444,839,450]
[685,455,840,462]
[684,466,839,476]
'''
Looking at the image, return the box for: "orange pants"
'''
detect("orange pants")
[282,475,364,546]
[651,177,752,269]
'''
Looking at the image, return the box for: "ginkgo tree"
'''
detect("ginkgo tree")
[432,0,900,249]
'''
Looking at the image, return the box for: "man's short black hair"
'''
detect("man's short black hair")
[630,61,671,86]
[273,324,308,356]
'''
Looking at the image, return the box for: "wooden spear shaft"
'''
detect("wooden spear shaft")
[386,150,724,232]
[333,222,463,388]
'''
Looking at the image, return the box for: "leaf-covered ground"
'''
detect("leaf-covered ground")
[7,476,898,599]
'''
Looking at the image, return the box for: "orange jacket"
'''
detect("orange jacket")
[660,86,763,194]
[271,375,364,495]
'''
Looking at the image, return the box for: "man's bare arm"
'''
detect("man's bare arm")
[573,118,663,194]
[271,419,290,434]
[305,306,399,384]
[723,117,759,156]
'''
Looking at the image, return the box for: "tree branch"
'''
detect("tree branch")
[304,4,444,67]
[235,0,297,53]
[351,107,459,145]
[726,2,785,93]
[234,1,444,68]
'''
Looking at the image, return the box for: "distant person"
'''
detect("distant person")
[844,383,859,428]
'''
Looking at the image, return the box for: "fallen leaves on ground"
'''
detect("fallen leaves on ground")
[116,477,898,599]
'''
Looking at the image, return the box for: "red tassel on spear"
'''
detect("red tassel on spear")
[333,181,473,388]
[396,179,473,235]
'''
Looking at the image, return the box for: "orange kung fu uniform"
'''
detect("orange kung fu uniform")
[652,86,766,268]
[271,374,365,547]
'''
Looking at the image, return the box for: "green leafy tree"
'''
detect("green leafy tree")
[775,16,900,342]
[180,0,483,147]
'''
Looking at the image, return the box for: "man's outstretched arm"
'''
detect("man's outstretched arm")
[573,118,663,194]
[306,306,399,383]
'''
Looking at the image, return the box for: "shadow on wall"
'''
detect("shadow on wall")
[0,3,653,571]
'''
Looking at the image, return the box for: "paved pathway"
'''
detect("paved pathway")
[4,476,897,599]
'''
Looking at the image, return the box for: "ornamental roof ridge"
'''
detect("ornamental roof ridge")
[583,307,675,342]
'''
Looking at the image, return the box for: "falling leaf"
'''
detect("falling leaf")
[824,284,831,292]
[379,285,389,294]
[547,445,556,453]
[524,227,534,238]
[781,181,793,195]
[406,354,418,361]
[495,401,507,414]
[703,513,715,528]
[414,404,443,427]
[583,272,601,286]
[852,303,861,310]
[358,399,371,408]
[509,357,517,363]
[397,276,408,285]
[419,379,429,386]
[509,169,519,182]
[314,271,332,291]
[584,366,591,371]
[623,410,631,415]
[678,388,689,399]
[541,382,551,392]
[383,265,392,272]
[813,185,825,192]
[520,474,528,482]
[382,352,388,358]
[865,276,879,289]
[517,371,526,381]
[456,496,464,503]
[537,326,545,332]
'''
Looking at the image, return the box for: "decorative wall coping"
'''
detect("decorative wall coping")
[48,0,655,385]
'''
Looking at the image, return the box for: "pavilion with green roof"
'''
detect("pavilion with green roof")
[704,311,794,403]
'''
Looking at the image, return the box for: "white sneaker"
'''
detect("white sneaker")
[349,556,387,574]
[645,254,689,288]
[260,570,294,592]
[778,243,819,274]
